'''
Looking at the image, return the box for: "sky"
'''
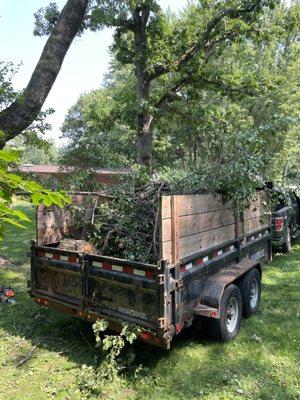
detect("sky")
[0,0,188,145]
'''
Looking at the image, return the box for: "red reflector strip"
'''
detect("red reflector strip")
[175,323,182,334]
[123,266,133,274]
[92,261,154,278]
[180,265,186,273]
[145,271,154,279]
[194,258,203,266]
[37,251,45,257]
[53,253,60,260]
[68,255,77,263]
[102,261,112,270]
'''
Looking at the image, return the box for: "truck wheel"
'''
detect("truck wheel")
[239,268,261,318]
[209,284,242,341]
[282,227,292,253]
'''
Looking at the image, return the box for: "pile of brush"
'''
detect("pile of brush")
[71,179,171,264]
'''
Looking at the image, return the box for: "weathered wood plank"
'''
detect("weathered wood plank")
[162,223,236,262]
[161,240,172,262]
[161,218,171,243]
[176,194,226,216]
[37,226,72,245]
[37,209,72,229]
[36,193,110,245]
[171,196,179,263]
[178,224,236,260]
[161,209,235,243]
[37,208,94,230]
[244,215,269,235]
[161,196,171,219]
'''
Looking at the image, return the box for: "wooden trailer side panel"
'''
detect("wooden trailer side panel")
[36,193,110,246]
[160,191,269,263]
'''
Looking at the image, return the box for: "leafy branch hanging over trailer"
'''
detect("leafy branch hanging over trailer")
[29,191,271,349]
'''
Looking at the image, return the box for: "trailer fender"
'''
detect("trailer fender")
[200,259,260,312]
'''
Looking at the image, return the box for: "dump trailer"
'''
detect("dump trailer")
[29,191,271,349]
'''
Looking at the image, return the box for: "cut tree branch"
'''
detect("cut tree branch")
[0,0,89,148]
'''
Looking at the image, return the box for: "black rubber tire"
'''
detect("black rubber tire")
[208,284,242,342]
[281,227,292,253]
[238,268,261,318]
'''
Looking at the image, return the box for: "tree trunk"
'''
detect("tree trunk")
[0,0,88,148]
[137,113,154,167]
[133,6,153,168]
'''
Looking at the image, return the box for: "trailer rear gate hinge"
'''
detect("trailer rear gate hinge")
[175,279,183,290]
[169,278,183,291]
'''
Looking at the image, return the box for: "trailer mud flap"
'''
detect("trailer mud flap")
[200,258,259,311]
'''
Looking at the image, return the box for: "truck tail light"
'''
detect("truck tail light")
[275,217,284,232]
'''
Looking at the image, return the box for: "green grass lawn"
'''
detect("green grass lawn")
[0,199,36,264]
[0,201,299,400]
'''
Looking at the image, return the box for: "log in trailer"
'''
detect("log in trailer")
[28,191,271,349]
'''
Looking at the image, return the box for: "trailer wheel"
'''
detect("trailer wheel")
[282,227,292,253]
[209,284,242,341]
[239,268,261,318]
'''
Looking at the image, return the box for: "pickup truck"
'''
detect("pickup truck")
[271,188,300,253]
[29,191,271,349]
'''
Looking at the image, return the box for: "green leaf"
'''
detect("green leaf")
[3,217,27,229]
[0,149,21,162]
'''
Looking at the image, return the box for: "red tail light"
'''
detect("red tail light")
[139,332,152,341]
[275,217,284,232]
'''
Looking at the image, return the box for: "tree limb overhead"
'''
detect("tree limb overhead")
[0,0,89,148]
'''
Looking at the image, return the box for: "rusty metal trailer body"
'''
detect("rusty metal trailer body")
[29,191,271,349]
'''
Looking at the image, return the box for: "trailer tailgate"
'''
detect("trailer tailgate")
[30,245,161,330]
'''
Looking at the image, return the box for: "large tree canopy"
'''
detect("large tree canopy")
[60,1,299,195]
